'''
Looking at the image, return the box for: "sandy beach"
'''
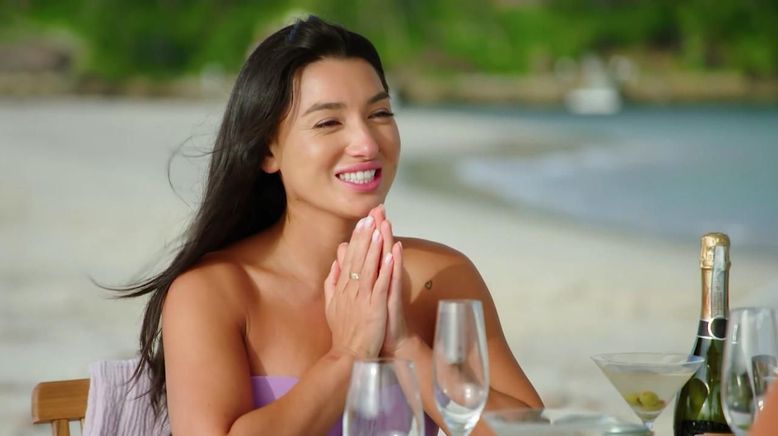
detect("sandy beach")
[2,98,777,435]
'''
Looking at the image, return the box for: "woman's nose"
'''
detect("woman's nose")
[345,123,380,158]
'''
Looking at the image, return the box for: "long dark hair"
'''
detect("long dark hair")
[119,15,389,413]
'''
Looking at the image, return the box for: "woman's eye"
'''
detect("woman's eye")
[314,119,340,129]
[370,110,395,119]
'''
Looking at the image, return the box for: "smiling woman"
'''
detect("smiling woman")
[261,58,399,214]
[117,15,542,435]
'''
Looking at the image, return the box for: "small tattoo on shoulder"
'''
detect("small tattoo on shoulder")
[424,280,433,290]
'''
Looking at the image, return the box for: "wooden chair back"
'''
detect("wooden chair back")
[31,378,90,436]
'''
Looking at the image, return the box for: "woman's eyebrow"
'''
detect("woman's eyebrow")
[367,91,390,104]
[302,91,390,116]
[302,101,344,116]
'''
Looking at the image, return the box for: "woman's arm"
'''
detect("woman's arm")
[751,378,778,436]
[394,330,540,435]
[162,263,355,436]
[392,240,543,435]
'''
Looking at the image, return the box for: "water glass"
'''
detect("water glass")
[721,307,778,435]
[344,358,425,436]
[432,299,490,436]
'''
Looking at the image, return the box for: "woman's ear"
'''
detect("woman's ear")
[261,143,280,174]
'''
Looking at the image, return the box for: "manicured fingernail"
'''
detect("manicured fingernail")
[372,229,380,242]
[356,217,365,230]
[384,253,393,264]
[364,215,374,227]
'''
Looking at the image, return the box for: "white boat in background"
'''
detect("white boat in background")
[561,54,624,115]
[565,84,621,115]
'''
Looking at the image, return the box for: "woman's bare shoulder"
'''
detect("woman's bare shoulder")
[398,237,474,270]
[397,237,483,297]
[164,252,260,325]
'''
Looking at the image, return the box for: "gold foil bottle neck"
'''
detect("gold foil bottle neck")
[699,232,731,269]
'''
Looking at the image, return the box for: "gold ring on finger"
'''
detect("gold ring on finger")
[349,272,360,281]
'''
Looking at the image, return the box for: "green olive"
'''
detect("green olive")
[638,391,661,407]
[641,398,666,411]
[625,392,641,406]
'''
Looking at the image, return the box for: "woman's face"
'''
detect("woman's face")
[266,57,400,219]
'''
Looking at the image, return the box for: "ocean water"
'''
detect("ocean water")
[455,105,778,252]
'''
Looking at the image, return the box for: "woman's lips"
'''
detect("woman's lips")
[336,167,382,192]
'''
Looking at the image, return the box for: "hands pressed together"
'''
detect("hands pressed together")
[323,205,410,360]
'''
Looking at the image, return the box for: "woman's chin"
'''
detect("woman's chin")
[340,197,387,218]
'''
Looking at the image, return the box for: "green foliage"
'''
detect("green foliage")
[675,0,778,75]
[6,0,291,80]
[4,0,778,82]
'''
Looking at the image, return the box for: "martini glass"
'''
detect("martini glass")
[592,352,705,434]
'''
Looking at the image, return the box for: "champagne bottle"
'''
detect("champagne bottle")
[673,233,732,435]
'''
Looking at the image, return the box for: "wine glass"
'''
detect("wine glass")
[721,307,778,435]
[591,352,705,434]
[344,358,425,436]
[432,299,489,436]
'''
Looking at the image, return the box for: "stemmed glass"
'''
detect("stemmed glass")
[432,299,490,436]
[344,358,425,436]
[591,352,705,434]
[721,307,778,435]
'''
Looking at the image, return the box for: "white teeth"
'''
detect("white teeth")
[338,169,377,184]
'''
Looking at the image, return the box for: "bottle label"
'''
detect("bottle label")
[697,317,727,340]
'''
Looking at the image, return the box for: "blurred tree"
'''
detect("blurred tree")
[3,0,776,83]
[677,0,777,76]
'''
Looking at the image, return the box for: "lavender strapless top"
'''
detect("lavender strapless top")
[251,376,438,436]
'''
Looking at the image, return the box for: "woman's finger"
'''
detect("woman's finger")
[337,242,348,267]
[324,260,339,307]
[369,204,385,226]
[372,249,393,303]
[380,219,394,262]
[338,215,375,290]
[368,205,387,260]
[388,241,403,308]
[359,228,384,292]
